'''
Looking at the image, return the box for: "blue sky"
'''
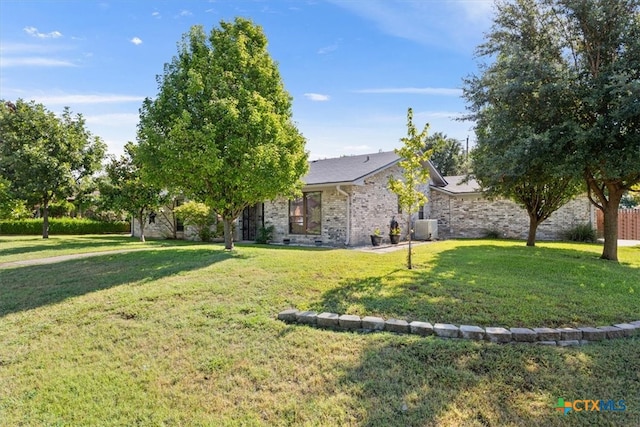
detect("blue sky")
[0,0,494,160]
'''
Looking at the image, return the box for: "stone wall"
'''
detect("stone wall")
[429,191,595,240]
[262,165,431,246]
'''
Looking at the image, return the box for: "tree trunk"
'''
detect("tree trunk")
[223,217,234,250]
[407,213,413,269]
[526,215,540,247]
[42,196,49,239]
[138,210,146,243]
[600,188,624,261]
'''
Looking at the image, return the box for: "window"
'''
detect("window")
[289,192,321,235]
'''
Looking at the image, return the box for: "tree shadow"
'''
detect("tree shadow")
[336,336,640,426]
[0,248,237,317]
[0,235,194,258]
[312,243,640,327]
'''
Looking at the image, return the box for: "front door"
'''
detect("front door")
[241,204,260,241]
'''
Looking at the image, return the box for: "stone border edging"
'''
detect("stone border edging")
[277,309,640,346]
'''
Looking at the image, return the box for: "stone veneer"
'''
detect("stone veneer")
[262,164,429,247]
[429,190,595,240]
[278,309,640,346]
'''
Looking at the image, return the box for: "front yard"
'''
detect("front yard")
[1,236,638,426]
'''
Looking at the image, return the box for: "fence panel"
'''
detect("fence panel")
[596,209,640,240]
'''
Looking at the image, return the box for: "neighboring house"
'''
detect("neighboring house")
[133,150,596,245]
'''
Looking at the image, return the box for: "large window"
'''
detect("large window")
[289,192,321,235]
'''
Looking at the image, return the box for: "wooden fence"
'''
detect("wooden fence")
[596,209,640,240]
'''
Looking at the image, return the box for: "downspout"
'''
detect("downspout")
[336,185,350,246]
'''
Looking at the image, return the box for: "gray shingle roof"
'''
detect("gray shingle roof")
[304,151,401,186]
[432,175,481,194]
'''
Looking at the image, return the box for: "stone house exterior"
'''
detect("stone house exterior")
[132,150,596,245]
[429,175,596,240]
[253,151,444,247]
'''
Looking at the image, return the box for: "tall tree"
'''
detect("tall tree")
[0,99,106,238]
[464,0,583,246]
[464,0,640,258]
[560,0,640,260]
[388,108,434,269]
[138,18,308,250]
[99,143,166,242]
[425,132,467,176]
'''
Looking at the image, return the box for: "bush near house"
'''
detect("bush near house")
[0,218,129,235]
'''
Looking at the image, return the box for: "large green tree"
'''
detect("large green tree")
[464,0,583,246]
[0,99,106,238]
[138,18,308,250]
[464,0,640,259]
[424,132,467,176]
[99,142,166,242]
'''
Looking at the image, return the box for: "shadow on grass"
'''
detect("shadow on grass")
[0,235,195,258]
[313,243,640,327]
[0,248,236,317]
[337,336,640,426]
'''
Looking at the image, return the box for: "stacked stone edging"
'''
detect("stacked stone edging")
[277,309,640,346]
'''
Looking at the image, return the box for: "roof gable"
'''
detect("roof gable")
[304,151,446,187]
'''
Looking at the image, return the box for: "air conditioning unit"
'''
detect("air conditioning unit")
[414,219,438,240]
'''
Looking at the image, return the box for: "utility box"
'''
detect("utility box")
[414,219,438,240]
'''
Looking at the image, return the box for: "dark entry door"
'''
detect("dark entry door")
[242,204,258,241]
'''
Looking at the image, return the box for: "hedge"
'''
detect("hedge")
[0,218,131,235]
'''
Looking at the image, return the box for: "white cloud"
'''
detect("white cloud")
[177,10,193,17]
[304,93,330,101]
[152,11,161,18]
[24,26,63,39]
[354,87,463,96]
[130,37,143,46]
[85,113,139,126]
[326,0,492,51]
[318,43,338,55]
[32,94,145,105]
[0,57,75,68]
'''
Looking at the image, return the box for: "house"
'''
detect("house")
[429,175,596,240]
[249,151,445,246]
[134,150,596,245]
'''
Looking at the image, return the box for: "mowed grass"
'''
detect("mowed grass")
[0,236,639,426]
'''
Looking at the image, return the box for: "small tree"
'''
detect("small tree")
[388,108,435,269]
[174,201,217,242]
[0,100,106,238]
[99,142,165,242]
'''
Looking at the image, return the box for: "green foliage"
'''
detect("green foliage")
[255,224,275,244]
[388,108,436,268]
[424,132,467,176]
[0,218,129,235]
[47,200,76,218]
[174,201,217,242]
[0,100,106,238]
[561,223,597,243]
[466,0,640,259]
[137,18,308,250]
[99,142,166,242]
[483,229,503,239]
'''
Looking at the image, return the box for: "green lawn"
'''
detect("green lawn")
[1,236,639,426]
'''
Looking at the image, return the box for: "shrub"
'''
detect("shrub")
[483,229,502,239]
[561,223,596,242]
[174,201,217,242]
[0,218,130,235]
[255,224,275,244]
